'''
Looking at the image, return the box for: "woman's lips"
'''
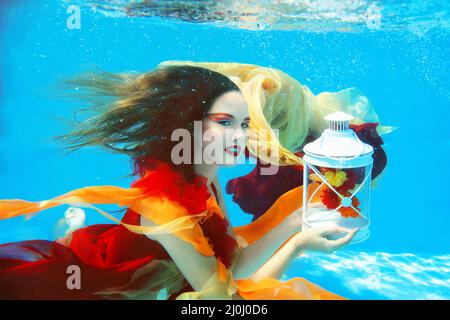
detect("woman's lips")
[224,145,242,157]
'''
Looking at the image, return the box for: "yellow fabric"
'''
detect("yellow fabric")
[158,60,395,166]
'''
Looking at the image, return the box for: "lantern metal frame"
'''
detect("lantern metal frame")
[301,159,373,244]
[301,119,374,245]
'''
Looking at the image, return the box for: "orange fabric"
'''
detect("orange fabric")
[0,185,215,257]
[235,277,344,300]
[0,186,142,218]
[233,183,322,245]
[217,260,228,282]
[0,181,343,300]
[127,195,214,256]
[206,196,225,220]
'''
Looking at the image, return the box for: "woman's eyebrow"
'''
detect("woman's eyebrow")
[244,117,250,121]
[207,113,235,119]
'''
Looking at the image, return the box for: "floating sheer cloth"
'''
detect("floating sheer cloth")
[0,174,341,300]
[158,61,395,167]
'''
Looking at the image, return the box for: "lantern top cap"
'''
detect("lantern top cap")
[302,111,374,168]
[324,112,354,131]
[324,111,354,122]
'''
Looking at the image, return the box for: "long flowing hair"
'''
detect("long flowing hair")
[55,65,240,182]
[158,61,395,168]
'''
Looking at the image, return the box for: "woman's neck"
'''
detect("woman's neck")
[194,163,232,225]
[193,163,218,185]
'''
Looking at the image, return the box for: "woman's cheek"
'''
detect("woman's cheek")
[236,131,247,149]
[200,126,226,163]
[203,127,226,148]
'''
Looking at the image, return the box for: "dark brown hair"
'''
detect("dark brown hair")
[55,65,240,182]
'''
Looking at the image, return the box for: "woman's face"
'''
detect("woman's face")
[200,90,249,166]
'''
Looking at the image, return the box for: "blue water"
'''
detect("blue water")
[0,1,449,299]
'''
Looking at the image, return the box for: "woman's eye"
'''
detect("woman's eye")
[218,120,232,126]
[242,122,249,129]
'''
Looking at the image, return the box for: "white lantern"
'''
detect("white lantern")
[301,111,373,244]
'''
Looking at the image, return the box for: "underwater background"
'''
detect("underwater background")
[0,0,449,299]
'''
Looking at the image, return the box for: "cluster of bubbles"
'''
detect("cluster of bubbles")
[62,0,449,33]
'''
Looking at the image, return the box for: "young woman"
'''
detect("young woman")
[158,61,392,221]
[0,65,357,300]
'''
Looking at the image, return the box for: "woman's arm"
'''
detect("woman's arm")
[229,175,359,281]
[213,175,296,280]
[232,209,302,279]
[249,232,303,282]
[141,216,221,291]
[249,226,359,282]
[140,196,355,295]
[140,215,231,298]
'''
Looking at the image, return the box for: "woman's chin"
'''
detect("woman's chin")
[202,152,244,167]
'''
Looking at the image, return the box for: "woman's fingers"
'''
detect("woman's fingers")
[302,225,359,253]
[319,225,348,237]
[327,228,359,250]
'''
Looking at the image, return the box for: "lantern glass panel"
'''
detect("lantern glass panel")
[302,162,372,244]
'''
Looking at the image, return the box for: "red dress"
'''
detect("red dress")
[0,158,345,300]
[0,159,237,300]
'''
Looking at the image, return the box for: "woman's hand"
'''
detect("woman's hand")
[296,225,359,254]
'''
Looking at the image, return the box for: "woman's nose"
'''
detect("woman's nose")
[232,127,246,141]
